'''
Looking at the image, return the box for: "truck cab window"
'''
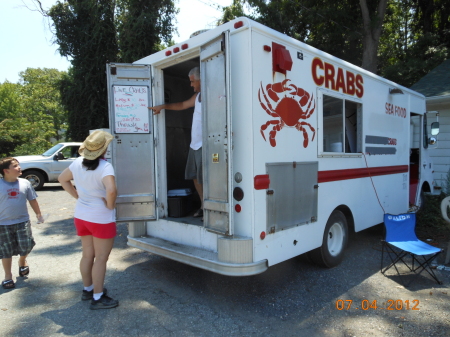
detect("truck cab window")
[322,94,361,154]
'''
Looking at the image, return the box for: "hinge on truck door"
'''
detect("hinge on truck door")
[221,32,227,51]
[154,138,158,147]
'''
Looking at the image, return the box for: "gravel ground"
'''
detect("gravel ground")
[0,183,449,337]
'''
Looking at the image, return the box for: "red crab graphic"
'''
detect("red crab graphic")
[258,79,316,147]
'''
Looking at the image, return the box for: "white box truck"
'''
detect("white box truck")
[106,17,439,276]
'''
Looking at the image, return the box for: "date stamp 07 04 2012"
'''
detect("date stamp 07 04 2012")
[336,299,420,311]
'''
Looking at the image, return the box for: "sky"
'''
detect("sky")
[0,0,234,84]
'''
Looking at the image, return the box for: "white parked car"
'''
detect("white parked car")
[15,142,82,190]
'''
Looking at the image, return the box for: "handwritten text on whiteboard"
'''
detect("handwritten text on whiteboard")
[113,85,150,133]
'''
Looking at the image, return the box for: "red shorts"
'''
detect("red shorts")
[74,218,116,239]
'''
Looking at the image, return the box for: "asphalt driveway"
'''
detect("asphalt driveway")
[1,183,449,336]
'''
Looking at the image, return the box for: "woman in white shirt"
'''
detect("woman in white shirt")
[59,130,118,310]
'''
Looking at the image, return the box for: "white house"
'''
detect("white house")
[411,59,450,194]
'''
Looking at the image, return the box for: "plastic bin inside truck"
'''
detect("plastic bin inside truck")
[168,188,192,217]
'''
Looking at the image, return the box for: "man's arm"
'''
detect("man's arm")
[148,93,197,115]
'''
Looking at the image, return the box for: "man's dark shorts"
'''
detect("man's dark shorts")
[185,147,203,184]
[0,221,35,259]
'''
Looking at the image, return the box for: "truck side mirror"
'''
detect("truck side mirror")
[431,122,439,136]
[57,152,65,160]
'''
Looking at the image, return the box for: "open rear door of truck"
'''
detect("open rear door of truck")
[107,63,156,222]
[200,32,233,235]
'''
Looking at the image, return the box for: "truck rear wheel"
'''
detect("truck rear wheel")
[23,170,45,190]
[416,189,426,210]
[309,210,348,268]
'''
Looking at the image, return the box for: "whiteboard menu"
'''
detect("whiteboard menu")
[113,85,150,133]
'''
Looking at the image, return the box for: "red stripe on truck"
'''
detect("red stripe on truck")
[318,165,408,183]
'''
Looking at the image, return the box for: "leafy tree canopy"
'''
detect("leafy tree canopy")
[379,0,449,87]
[47,0,118,141]
[219,0,449,86]
[116,0,178,63]
[0,68,67,157]
[33,0,177,140]
[19,68,68,141]
[219,0,382,71]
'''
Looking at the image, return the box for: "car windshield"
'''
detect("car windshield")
[42,144,64,156]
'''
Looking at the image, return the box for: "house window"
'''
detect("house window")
[322,94,361,153]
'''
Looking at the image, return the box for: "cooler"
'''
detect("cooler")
[168,188,192,217]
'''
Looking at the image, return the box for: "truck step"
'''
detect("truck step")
[127,235,267,276]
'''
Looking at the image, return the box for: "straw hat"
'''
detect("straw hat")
[78,130,113,160]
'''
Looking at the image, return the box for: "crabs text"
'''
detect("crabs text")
[312,58,364,98]
[385,103,406,118]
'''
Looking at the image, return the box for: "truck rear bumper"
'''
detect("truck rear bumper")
[127,235,268,276]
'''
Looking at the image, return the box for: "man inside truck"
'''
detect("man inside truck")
[148,67,204,219]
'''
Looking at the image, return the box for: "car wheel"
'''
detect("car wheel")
[308,210,348,268]
[23,170,45,190]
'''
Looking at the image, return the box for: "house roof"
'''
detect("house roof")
[410,59,450,97]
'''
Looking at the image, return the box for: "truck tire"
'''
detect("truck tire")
[23,170,45,190]
[441,196,450,223]
[416,189,426,210]
[308,210,348,268]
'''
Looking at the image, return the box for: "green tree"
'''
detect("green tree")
[33,0,177,140]
[0,68,64,157]
[0,81,24,155]
[48,0,118,141]
[379,0,449,87]
[220,0,388,72]
[359,0,389,72]
[116,0,178,63]
[19,68,68,141]
[222,0,450,80]
[0,81,22,121]
[219,0,247,25]
[1,117,54,157]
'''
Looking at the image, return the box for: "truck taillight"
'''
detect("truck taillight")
[260,231,266,240]
[173,47,180,53]
[234,21,244,29]
[233,187,244,201]
[235,204,241,213]
[181,44,188,50]
[165,50,172,56]
[254,174,270,190]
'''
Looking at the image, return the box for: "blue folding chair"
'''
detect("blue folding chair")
[381,213,443,285]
